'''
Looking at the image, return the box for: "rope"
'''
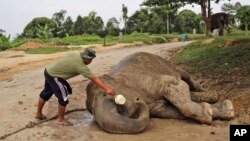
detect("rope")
[0,108,86,140]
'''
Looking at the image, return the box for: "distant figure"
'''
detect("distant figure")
[181,33,187,41]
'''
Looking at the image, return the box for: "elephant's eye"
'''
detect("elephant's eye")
[135,97,140,101]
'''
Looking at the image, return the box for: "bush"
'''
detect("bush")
[24,47,70,54]
[60,34,102,45]
[152,36,166,43]
[0,36,11,51]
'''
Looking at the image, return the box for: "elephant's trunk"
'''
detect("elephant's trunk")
[92,95,150,134]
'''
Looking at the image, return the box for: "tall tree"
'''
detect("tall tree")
[73,15,84,35]
[221,3,237,14]
[81,11,104,34]
[127,9,150,33]
[138,9,150,33]
[63,16,74,36]
[142,0,228,35]
[142,0,183,34]
[122,4,128,35]
[175,9,201,33]
[22,17,56,38]
[221,2,242,27]
[52,9,67,37]
[52,9,67,27]
[149,12,165,33]
[106,17,120,36]
[236,5,250,35]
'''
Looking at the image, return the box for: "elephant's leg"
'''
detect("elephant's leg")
[176,68,220,104]
[219,21,224,36]
[191,91,219,103]
[164,80,213,124]
[211,100,234,119]
[149,101,186,119]
[176,68,206,92]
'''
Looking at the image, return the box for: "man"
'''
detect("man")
[35,47,115,125]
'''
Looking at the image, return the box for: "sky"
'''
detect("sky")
[0,0,249,38]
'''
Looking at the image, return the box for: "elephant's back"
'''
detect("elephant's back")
[109,52,179,77]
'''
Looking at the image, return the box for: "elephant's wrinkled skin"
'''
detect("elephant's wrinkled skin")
[86,52,234,134]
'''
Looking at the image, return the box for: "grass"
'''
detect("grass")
[227,28,250,36]
[0,33,209,52]
[175,36,250,75]
[24,47,81,54]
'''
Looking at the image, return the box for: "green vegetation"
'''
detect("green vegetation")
[24,47,81,54]
[53,34,103,45]
[175,36,250,75]
[0,32,208,52]
[227,28,250,36]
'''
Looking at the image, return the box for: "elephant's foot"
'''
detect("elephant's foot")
[212,100,234,120]
[191,91,219,104]
[193,81,208,92]
[196,102,213,124]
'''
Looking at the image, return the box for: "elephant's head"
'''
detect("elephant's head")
[86,75,150,134]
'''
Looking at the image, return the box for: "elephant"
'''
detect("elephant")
[86,52,234,134]
[211,12,233,36]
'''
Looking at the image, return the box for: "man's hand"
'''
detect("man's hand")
[106,88,115,96]
[89,76,115,96]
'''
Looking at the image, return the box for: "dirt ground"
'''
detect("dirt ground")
[0,41,249,141]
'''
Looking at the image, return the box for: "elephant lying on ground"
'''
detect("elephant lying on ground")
[86,52,234,134]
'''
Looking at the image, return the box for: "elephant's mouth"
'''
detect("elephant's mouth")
[92,95,150,134]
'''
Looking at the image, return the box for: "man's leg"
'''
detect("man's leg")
[58,104,66,123]
[52,78,72,125]
[36,79,53,119]
[57,104,73,125]
[36,97,46,119]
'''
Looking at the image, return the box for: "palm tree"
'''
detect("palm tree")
[36,24,54,39]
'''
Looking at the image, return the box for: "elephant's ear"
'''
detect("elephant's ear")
[92,94,150,134]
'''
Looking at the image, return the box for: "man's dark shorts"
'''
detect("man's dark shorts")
[40,69,72,106]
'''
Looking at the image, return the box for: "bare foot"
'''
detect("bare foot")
[58,120,73,126]
[35,114,47,120]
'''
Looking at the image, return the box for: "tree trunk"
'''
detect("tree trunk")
[103,37,106,46]
[200,0,212,36]
[167,13,169,34]
[245,22,248,36]
[124,20,127,35]
[140,27,143,33]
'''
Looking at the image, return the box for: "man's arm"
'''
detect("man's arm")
[89,76,115,96]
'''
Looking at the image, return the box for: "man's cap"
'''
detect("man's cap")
[80,47,96,59]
